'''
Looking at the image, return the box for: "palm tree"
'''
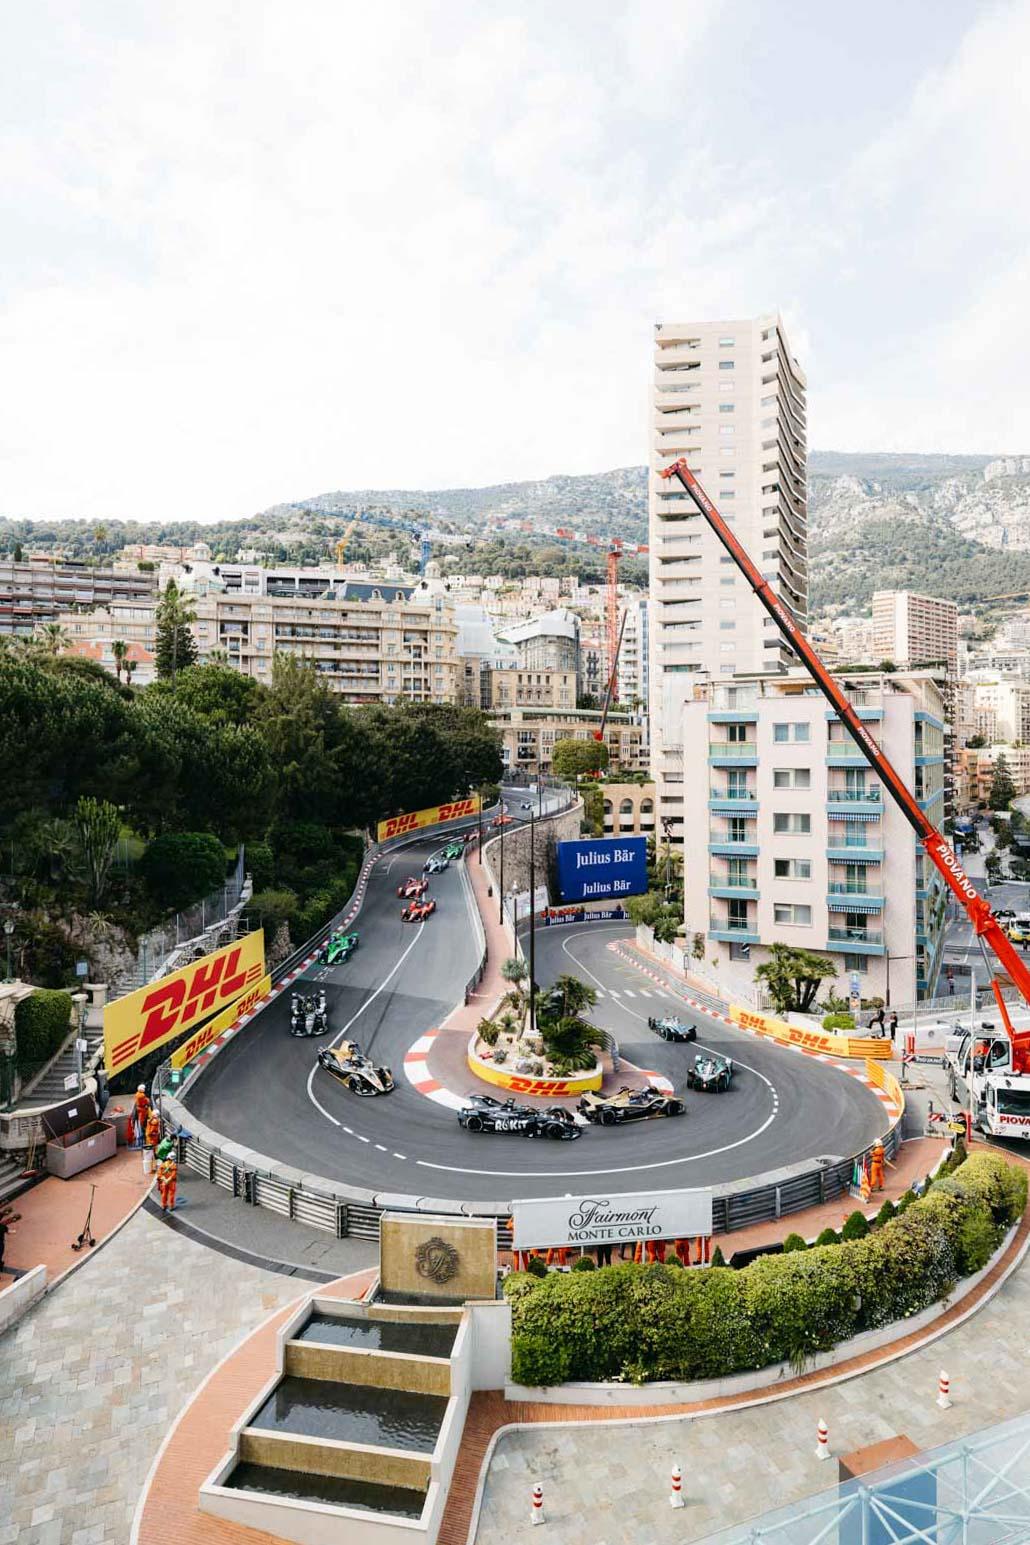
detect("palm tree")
[111,640,128,683]
[538,973,597,1025]
[123,657,137,686]
[34,622,70,655]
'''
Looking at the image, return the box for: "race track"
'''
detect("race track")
[184,836,889,1207]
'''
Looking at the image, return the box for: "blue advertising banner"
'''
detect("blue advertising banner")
[555,838,648,902]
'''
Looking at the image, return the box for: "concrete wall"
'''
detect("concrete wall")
[481,801,582,902]
[0,1263,46,1334]
[379,1214,496,1304]
[285,1343,451,1397]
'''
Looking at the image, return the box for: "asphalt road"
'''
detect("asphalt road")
[185,837,887,1206]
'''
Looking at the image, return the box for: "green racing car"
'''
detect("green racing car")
[322,929,359,966]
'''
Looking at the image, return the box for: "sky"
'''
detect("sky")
[1,0,1027,523]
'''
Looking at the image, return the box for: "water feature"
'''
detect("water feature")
[297,1313,456,1360]
[251,1376,447,1453]
[226,1462,426,1518]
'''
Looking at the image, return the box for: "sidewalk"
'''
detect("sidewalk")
[1,1145,152,1287]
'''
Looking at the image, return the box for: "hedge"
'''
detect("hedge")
[821,1012,856,1031]
[15,989,73,1076]
[505,1152,1027,1387]
[141,832,228,911]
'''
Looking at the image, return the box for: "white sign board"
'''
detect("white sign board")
[511,1187,713,1250]
[63,1073,78,1091]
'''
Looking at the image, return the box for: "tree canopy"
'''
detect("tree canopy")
[551,737,609,779]
[755,944,838,1014]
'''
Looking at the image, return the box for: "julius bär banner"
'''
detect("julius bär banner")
[169,972,271,1070]
[103,929,265,1075]
[377,795,481,844]
[511,1186,713,1251]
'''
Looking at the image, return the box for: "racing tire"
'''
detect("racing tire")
[665,1100,684,1116]
[349,1078,377,1097]
[544,1124,565,1140]
[686,1073,696,1089]
[465,1113,485,1132]
[600,1108,618,1127]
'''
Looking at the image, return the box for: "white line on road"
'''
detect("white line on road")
[305,923,425,1128]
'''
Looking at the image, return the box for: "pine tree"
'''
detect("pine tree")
[155,580,199,679]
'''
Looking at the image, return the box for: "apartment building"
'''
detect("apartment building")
[57,603,158,684]
[0,558,157,638]
[684,670,948,1006]
[187,590,460,703]
[649,314,808,840]
[491,706,645,777]
[872,591,959,674]
[970,679,1030,745]
[617,596,650,709]
[497,609,580,674]
[957,745,1030,808]
[602,781,656,836]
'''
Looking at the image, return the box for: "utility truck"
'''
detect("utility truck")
[945,1022,1030,1140]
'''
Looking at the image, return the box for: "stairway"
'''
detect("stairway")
[14,1020,105,1110]
[0,1152,34,1207]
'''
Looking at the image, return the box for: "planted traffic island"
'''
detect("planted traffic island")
[469,966,604,1096]
[504,1149,1028,1399]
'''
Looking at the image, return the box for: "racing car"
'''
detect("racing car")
[647,1015,697,1043]
[443,841,464,860]
[290,990,329,1037]
[577,1085,684,1124]
[457,1093,580,1139]
[423,855,449,874]
[397,876,428,899]
[686,1052,734,1092]
[322,929,359,966]
[401,896,437,921]
[316,1040,395,1096]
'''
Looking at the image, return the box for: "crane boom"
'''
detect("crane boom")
[659,457,1030,1059]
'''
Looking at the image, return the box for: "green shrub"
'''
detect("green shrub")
[710,1246,726,1268]
[874,1199,897,1228]
[814,1227,839,1247]
[250,888,299,929]
[821,1012,856,1031]
[525,1255,548,1279]
[896,1189,917,1214]
[14,989,72,1075]
[477,1018,500,1047]
[841,1210,870,1241]
[141,832,227,911]
[782,1233,808,1253]
[504,1153,1024,1387]
[247,840,275,891]
[570,1256,596,1272]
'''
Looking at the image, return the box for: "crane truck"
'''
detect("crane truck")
[659,457,1030,1141]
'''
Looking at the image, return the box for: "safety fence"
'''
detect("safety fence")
[730,1004,895,1061]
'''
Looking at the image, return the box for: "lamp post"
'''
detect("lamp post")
[884,951,916,1009]
[528,810,537,1034]
[498,814,506,926]
[3,918,14,982]
[71,991,87,1092]
[661,816,674,901]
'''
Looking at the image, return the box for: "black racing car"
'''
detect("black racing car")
[687,1052,734,1092]
[578,1086,684,1124]
[457,1093,580,1139]
[647,1015,697,1043]
[290,990,329,1037]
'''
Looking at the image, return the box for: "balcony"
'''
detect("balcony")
[827,788,883,816]
[828,926,884,952]
[709,918,760,945]
[709,842,759,858]
[707,709,759,723]
[709,883,759,900]
[709,743,758,766]
[826,846,884,863]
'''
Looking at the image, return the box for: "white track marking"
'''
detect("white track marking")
[306,923,425,1127]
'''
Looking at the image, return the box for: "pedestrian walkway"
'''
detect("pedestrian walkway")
[1,1146,151,1287]
[0,1206,305,1545]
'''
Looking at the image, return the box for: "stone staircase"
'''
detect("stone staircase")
[13,1020,105,1111]
[0,1151,34,1207]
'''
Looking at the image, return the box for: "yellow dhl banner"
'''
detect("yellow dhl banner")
[730,1004,894,1061]
[170,973,271,1069]
[103,930,265,1076]
[377,795,481,844]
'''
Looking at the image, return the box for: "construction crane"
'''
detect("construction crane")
[592,608,629,748]
[659,456,1030,1069]
[547,527,647,699]
[334,517,358,566]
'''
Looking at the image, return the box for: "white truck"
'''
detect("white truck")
[945,1025,1030,1141]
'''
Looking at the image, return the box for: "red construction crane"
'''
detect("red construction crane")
[659,456,1030,1065]
[531,526,646,699]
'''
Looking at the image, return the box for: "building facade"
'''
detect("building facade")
[617,596,650,710]
[970,679,1030,746]
[648,314,808,841]
[601,781,656,836]
[871,591,959,674]
[490,706,645,777]
[57,603,158,684]
[684,670,948,1007]
[957,745,1030,807]
[0,558,157,638]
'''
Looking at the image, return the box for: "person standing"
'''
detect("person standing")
[869,1007,886,1036]
[888,1011,898,1044]
[0,1209,18,1275]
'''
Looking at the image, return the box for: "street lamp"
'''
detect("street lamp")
[528,810,537,1034]
[71,991,87,1092]
[3,918,14,982]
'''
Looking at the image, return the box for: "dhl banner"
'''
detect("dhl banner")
[103,930,265,1076]
[377,795,480,844]
[170,973,271,1070]
[730,1004,893,1061]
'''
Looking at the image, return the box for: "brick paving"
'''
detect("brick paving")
[1,1147,152,1286]
[0,1207,306,1545]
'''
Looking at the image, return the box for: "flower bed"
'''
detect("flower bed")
[504,1151,1027,1387]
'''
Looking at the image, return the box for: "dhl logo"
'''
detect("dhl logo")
[378,796,479,842]
[171,979,270,1069]
[507,1076,578,1095]
[104,930,265,1075]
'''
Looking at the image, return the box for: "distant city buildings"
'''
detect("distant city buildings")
[871,590,959,674]
[0,556,156,639]
[648,313,808,843]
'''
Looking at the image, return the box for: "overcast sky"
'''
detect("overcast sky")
[2,1,1026,523]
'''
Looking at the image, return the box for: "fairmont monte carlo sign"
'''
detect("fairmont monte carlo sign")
[511,1187,713,1250]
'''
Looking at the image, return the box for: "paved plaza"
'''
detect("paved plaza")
[0,1207,307,1545]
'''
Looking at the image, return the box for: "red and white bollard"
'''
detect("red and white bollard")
[937,1370,952,1410]
[669,1464,684,1509]
[531,1483,544,1526]
[815,1419,831,1461]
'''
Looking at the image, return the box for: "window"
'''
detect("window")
[720,642,735,653]
[720,599,735,610]
[728,816,747,842]
[773,768,811,790]
[718,361,735,370]
[773,722,809,743]
[718,336,735,346]
[773,813,811,834]
[719,383,735,393]
[719,427,735,437]
[774,858,812,880]
[720,577,735,586]
[721,449,735,458]
[719,621,735,630]
[719,403,735,413]
[720,470,735,479]
[775,903,812,926]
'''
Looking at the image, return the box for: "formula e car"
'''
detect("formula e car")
[443,841,464,859]
[290,990,329,1037]
[577,1085,684,1124]
[647,1015,697,1043]
[457,1094,580,1139]
[322,930,359,966]
[316,1040,395,1096]
[397,876,428,899]
[686,1052,734,1092]
[401,897,437,922]
[423,855,449,874]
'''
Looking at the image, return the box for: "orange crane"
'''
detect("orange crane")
[547,528,647,700]
[660,456,1030,1064]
